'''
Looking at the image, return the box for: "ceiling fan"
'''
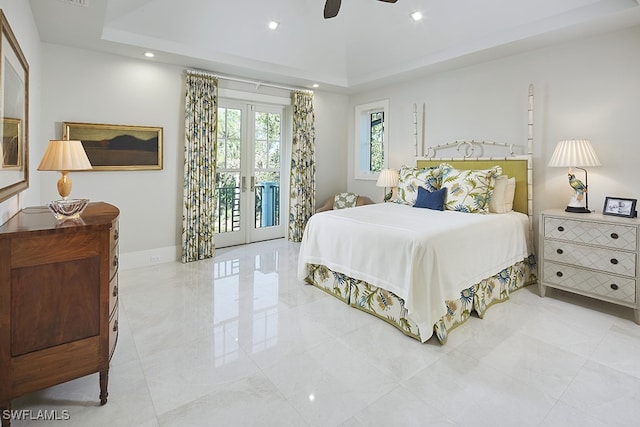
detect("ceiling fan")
[324,0,398,19]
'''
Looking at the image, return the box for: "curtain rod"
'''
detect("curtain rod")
[185,68,313,94]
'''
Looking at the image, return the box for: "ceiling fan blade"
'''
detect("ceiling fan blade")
[324,0,341,19]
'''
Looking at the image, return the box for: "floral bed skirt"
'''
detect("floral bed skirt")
[303,255,537,344]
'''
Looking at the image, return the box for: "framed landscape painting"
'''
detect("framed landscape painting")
[2,117,21,168]
[64,122,163,171]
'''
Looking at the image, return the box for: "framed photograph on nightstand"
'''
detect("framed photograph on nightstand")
[603,196,637,218]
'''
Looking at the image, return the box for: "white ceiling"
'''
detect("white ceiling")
[30,0,640,92]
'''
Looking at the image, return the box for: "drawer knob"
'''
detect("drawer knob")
[113,285,118,298]
[610,233,618,239]
[114,229,119,241]
[610,284,619,290]
[113,255,119,268]
[610,258,618,265]
[557,226,565,232]
[113,319,118,332]
[556,248,564,255]
[556,271,563,278]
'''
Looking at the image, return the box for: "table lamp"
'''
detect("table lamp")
[376,168,399,202]
[38,139,93,219]
[548,139,601,213]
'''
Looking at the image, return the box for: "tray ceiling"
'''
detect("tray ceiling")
[30,0,640,92]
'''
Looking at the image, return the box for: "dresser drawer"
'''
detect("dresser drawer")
[544,217,637,250]
[544,240,636,277]
[110,220,119,250]
[109,274,118,316]
[109,304,119,360]
[543,261,636,304]
[109,244,119,281]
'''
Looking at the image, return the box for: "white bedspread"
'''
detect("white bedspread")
[298,203,532,340]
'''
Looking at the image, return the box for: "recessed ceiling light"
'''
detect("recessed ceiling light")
[312,83,319,88]
[268,21,280,30]
[410,11,423,21]
[144,52,155,58]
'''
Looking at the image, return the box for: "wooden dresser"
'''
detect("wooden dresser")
[0,202,119,426]
[539,209,640,324]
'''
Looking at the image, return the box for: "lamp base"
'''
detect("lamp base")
[565,206,591,214]
[47,198,89,220]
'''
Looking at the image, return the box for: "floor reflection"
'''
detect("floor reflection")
[212,248,281,361]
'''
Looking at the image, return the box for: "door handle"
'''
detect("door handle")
[241,176,246,192]
[250,176,255,192]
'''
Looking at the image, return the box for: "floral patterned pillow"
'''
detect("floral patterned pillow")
[394,165,442,206]
[440,164,502,213]
[333,192,358,209]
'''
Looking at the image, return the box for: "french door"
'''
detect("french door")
[214,101,287,248]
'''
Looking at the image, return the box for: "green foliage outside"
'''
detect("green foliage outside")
[214,107,281,232]
[370,111,384,172]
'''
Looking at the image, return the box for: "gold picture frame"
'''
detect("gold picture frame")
[2,117,21,168]
[64,122,163,171]
[0,10,29,202]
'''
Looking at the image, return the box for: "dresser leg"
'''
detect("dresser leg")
[634,309,640,325]
[1,401,12,427]
[539,283,546,297]
[99,370,109,405]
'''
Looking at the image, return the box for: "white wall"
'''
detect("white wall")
[313,91,349,207]
[40,45,184,268]
[0,0,42,222]
[39,44,349,267]
[348,25,640,229]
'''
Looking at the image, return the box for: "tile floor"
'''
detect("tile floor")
[9,238,640,426]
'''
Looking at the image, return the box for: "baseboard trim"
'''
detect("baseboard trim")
[120,245,180,270]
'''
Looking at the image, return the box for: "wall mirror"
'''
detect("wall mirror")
[0,10,29,203]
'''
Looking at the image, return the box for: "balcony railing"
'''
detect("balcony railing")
[215,183,280,233]
[255,183,280,229]
[215,186,241,233]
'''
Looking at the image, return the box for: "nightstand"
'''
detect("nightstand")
[539,209,640,324]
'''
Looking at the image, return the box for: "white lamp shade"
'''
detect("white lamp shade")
[548,139,601,167]
[38,140,93,171]
[376,169,399,187]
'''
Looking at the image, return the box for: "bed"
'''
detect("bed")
[298,86,537,344]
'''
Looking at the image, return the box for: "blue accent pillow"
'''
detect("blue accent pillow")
[413,186,446,211]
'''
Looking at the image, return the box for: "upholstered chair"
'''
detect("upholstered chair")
[316,192,374,213]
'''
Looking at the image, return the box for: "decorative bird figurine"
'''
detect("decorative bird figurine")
[568,168,587,200]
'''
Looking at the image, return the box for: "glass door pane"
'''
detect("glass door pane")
[253,110,281,230]
[215,102,286,247]
[215,106,244,245]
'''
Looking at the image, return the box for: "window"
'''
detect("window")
[355,100,389,180]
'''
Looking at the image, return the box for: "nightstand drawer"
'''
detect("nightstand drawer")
[544,240,636,277]
[544,217,637,250]
[543,261,636,304]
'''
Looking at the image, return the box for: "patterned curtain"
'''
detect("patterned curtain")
[288,91,316,242]
[182,72,218,262]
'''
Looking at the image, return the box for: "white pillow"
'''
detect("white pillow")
[489,176,516,213]
[504,177,516,212]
